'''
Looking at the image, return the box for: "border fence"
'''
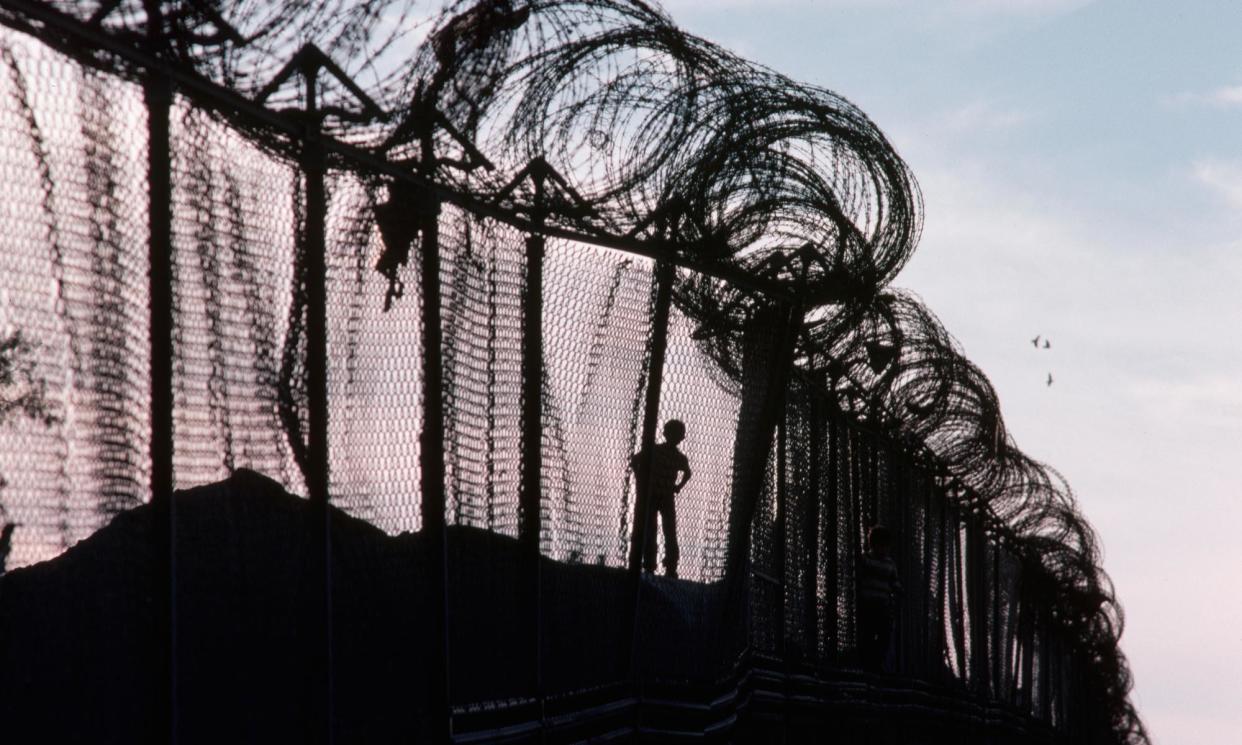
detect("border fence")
[0,2,1144,744]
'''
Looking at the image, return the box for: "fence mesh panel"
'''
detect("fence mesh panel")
[169,103,302,495]
[325,172,425,533]
[0,34,150,568]
[0,10,1138,742]
[540,240,652,566]
[442,208,524,537]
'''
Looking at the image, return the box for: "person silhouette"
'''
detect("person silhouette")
[629,419,692,578]
[857,524,902,672]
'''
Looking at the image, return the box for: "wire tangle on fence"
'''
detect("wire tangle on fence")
[0,1,1145,742]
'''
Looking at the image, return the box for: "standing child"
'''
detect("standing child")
[629,419,692,578]
[857,524,902,672]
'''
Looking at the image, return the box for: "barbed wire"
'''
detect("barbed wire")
[0,1,1145,740]
[807,288,1144,742]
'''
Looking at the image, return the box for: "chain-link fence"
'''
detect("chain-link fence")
[0,4,1136,745]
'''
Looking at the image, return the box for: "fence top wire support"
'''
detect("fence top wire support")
[255,43,386,124]
[0,1,1147,740]
[89,0,247,48]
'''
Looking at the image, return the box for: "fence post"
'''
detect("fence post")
[802,375,822,667]
[411,118,451,744]
[775,409,788,663]
[992,541,1004,698]
[967,512,989,697]
[259,45,364,745]
[949,501,969,682]
[939,490,952,685]
[628,259,674,577]
[127,6,178,743]
[1018,579,1035,713]
[519,197,544,545]
[724,299,804,584]
[417,190,451,743]
[823,415,839,664]
[298,61,332,514]
[257,45,387,741]
[145,62,176,745]
[1038,611,1052,722]
[519,166,547,732]
[920,484,935,680]
[625,257,674,710]
[415,195,451,742]
[146,68,174,504]
[298,59,336,745]
[302,83,330,502]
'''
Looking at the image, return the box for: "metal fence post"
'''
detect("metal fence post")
[967,513,989,697]
[411,118,451,744]
[921,483,935,680]
[299,61,336,745]
[415,194,451,741]
[626,257,674,708]
[519,198,544,547]
[145,62,176,745]
[775,409,788,662]
[949,502,969,682]
[1038,611,1052,722]
[823,415,839,664]
[628,259,674,577]
[296,58,331,511]
[417,191,451,743]
[519,167,547,733]
[992,541,1003,698]
[146,60,174,505]
[724,299,804,584]
[1020,590,1036,713]
[259,44,372,744]
[934,487,948,684]
[256,44,386,742]
[803,377,822,666]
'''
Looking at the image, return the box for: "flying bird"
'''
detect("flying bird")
[1046,373,1053,387]
[1043,339,1051,349]
[1031,335,1040,348]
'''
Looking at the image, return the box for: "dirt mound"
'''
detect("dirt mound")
[0,469,740,743]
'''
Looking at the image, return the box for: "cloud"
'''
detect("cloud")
[660,0,1091,15]
[1126,374,1242,422]
[937,100,1033,133]
[1192,160,1242,209]
[1164,84,1242,108]
[947,0,1093,14]
[660,0,843,9]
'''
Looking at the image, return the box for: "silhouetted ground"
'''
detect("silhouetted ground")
[0,469,733,744]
